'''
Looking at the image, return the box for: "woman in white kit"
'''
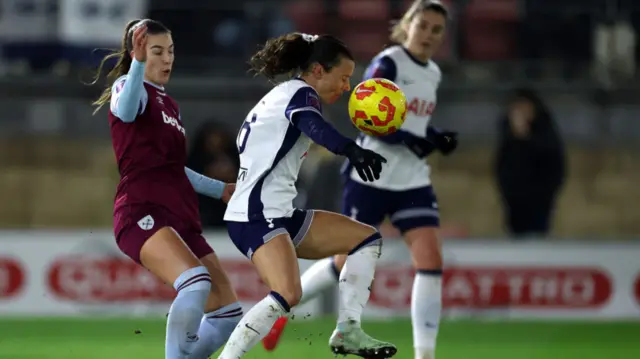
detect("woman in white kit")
[263,2,458,359]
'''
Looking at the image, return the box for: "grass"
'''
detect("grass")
[0,317,639,358]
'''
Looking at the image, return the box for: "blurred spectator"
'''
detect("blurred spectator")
[187,122,239,228]
[495,88,565,238]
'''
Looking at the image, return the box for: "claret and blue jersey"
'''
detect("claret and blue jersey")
[108,59,225,225]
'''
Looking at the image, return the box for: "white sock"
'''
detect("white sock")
[218,292,288,359]
[300,257,340,304]
[412,270,442,358]
[337,233,382,326]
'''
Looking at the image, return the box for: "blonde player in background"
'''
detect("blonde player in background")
[262,2,458,359]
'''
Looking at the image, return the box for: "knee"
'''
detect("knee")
[361,224,378,238]
[408,235,442,269]
[271,283,302,308]
[332,255,347,272]
[348,230,382,256]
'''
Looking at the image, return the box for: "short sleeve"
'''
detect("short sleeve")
[284,86,323,124]
[363,55,397,82]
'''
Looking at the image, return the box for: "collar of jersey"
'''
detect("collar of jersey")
[293,76,307,84]
[144,80,165,91]
[401,47,430,67]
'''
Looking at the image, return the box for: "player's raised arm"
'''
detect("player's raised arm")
[91,21,149,122]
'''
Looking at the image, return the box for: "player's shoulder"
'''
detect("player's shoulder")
[272,79,320,107]
[111,75,128,92]
[111,75,159,96]
[426,60,442,79]
[400,52,442,83]
[369,45,402,65]
[377,44,404,59]
[274,78,318,97]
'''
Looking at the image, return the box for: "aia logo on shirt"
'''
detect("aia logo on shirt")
[162,111,185,135]
[407,98,435,117]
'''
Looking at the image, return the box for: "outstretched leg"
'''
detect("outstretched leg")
[188,252,243,359]
[137,227,211,359]
[296,210,396,358]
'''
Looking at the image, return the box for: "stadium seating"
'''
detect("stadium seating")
[459,0,519,60]
[285,0,328,34]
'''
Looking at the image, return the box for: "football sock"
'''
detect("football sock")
[189,302,243,359]
[337,232,382,327]
[412,269,443,359]
[165,266,211,359]
[218,292,289,358]
[299,257,341,304]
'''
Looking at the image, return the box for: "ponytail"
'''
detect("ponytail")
[249,33,353,81]
[90,19,141,115]
[249,33,314,80]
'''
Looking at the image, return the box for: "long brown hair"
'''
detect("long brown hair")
[390,0,449,44]
[249,33,353,81]
[90,19,169,114]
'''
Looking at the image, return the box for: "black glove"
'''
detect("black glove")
[403,136,437,159]
[342,142,387,182]
[428,127,458,155]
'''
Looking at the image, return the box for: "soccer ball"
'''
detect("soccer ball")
[348,78,407,136]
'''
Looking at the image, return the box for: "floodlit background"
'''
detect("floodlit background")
[0,1,639,358]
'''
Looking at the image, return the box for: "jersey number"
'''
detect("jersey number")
[237,114,258,154]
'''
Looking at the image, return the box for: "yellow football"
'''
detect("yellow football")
[348,78,407,136]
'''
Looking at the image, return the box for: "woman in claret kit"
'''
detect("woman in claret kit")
[91,18,242,359]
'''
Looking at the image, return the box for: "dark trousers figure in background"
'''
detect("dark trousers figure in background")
[495,88,565,238]
[187,122,240,229]
[504,192,556,236]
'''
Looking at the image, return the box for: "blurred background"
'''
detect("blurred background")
[0,1,639,358]
[0,0,638,237]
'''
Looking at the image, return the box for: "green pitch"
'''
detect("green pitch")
[0,317,639,358]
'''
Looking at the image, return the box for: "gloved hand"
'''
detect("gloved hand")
[342,142,387,182]
[403,136,437,159]
[428,127,458,155]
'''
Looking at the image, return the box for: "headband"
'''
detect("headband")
[301,33,319,43]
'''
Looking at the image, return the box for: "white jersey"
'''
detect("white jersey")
[350,45,441,190]
[224,79,319,222]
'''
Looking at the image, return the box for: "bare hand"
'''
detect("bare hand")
[131,24,147,62]
[221,183,236,204]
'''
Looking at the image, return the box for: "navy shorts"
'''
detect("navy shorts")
[226,209,314,259]
[342,179,439,233]
[114,204,213,264]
